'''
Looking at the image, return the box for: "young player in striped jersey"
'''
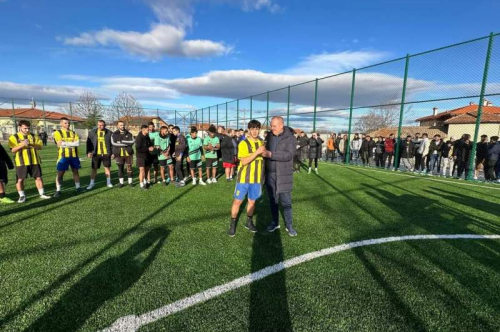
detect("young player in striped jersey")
[111,121,135,187]
[203,125,220,184]
[228,120,266,237]
[154,125,171,186]
[53,117,82,198]
[86,120,113,190]
[186,126,206,186]
[8,120,50,203]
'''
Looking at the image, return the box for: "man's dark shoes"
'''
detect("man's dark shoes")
[245,218,257,233]
[266,223,280,233]
[286,225,298,237]
[228,220,236,237]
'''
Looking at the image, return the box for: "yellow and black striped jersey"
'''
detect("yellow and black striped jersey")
[8,133,42,167]
[237,138,265,184]
[54,129,80,160]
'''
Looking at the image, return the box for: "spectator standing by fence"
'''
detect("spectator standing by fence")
[374,136,384,167]
[441,139,454,178]
[485,136,499,182]
[399,135,414,171]
[360,135,375,166]
[326,133,335,162]
[350,133,362,165]
[298,131,309,162]
[308,132,322,174]
[383,134,396,169]
[453,134,472,180]
[474,135,489,180]
[427,135,443,176]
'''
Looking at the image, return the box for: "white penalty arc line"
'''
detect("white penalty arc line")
[98,234,500,332]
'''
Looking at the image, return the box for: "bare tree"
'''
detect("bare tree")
[107,92,144,127]
[354,102,413,134]
[72,92,104,129]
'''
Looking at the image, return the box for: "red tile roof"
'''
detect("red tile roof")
[0,108,84,122]
[444,111,500,124]
[416,104,500,122]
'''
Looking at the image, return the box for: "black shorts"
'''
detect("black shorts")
[136,155,152,168]
[16,165,42,180]
[159,159,168,167]
[151,154,160,166]
[115,155,133,165]
[190,159,203,169]
[206,158,218,168]
[92,155,112,169]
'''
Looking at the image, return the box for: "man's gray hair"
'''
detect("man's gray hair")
[271,116,284,124]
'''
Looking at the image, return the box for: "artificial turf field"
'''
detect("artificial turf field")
[1,145,499,332]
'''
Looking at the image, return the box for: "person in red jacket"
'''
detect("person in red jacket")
[383,133,396,169]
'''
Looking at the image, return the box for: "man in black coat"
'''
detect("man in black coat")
[360,135,375,166]
[0,142,15,203]
[135,125,154,189]
[262,116,297,236]
[453,134,472,179]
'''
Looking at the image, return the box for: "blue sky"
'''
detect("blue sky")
[0,0,499,129]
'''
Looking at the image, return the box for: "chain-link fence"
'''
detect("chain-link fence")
[191,32,500,181]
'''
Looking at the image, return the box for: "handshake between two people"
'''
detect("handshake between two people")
[256,145,272,158]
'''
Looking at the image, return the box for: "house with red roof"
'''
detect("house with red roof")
[415,100,500,139]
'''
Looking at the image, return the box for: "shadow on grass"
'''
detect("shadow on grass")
[25,227,169,332]
[249,189,293,332]
[0,184,196,330]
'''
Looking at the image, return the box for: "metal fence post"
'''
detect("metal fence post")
[208,106,211,125]
[250,96,253,120]
[11,99,16,134]
[42,101,47,132]
[69,102,73,130]
[287,86,290,127]
[266,92,269,129]
[237,100,239,129]
[394,54,411,170]
[313,78,318,132]
[225,102,228,129]
[468,32,495,180]
[216,104,219,127]
[202,108,204,133]
[175,111,177,126]
[345,69,356,165]
[196,109,198,128]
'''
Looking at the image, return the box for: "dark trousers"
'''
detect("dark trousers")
[383,152,394,168]
[361,151,371,165]
[457,160,470,178]
[485,159,498,180]
[42,139,47,146]
[375,153,384,167]
[326,149,335,162]
[414,153,423,171]
[266,173,293,227]
[293,155,301,171]
[308,158,318,168]
[175,157,184,180]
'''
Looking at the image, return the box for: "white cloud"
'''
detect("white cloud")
[63,24,229,60]
[0,81,102,102]
[285,50,391,76]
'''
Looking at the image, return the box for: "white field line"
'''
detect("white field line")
[320,162,500,191]
[97,234,500,332]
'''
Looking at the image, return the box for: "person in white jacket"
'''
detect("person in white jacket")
[350,133,362,165]
[415,133,429,173]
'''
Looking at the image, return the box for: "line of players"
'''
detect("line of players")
[0,117,226,203]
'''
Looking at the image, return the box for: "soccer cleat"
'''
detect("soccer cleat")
[308,167,311,174]
[53,191,61,198]
[266,223,280,233]
[86,184,94,190]
[286,225,298,237]
[119,183,125,188]
[192,178,197,186]
[212,177,217,183]
[0,196,15,204]
[228,220,236,237]
[17,196,26,203]
[176,181,186,188]
[107,183,113,188]
[206,178,212,184]
[199,179,207,186]
[39,194,51,200]
[245,219,258,233]
[76,187,84,193]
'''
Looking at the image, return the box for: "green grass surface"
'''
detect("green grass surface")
[1,145,499,332]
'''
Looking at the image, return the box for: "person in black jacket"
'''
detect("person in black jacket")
[0,142,15,203]
[360,135,375,166]
[135,125,153,190]
[485,136,500,181]
[474,135,489,180]
[308,132,323,174]
[111,121,135,187]
[173,126,187,188]
[86,120,113,190]
[453,134,472,179]
[39,129,48,146]
[399,135,414,171]
[427,135,443,175]
[374,136,385,167]
[293,132,304,173]
[220,129,236,181]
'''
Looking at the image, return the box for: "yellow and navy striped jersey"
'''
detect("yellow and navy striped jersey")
[237,138,264,184]
[8,132,42,167]
[96,130,108,155]
[54,129,80,160]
